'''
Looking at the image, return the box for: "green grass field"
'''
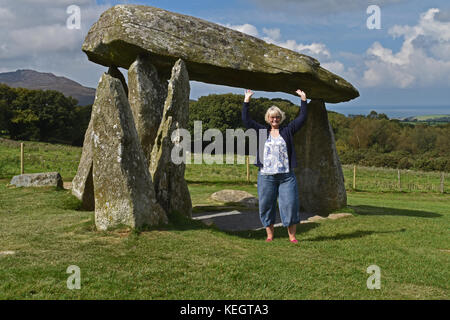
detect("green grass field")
[0,139,449,299]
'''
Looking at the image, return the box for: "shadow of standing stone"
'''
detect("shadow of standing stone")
[294,99,347,216]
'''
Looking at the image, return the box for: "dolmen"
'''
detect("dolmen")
[73,5,359,230]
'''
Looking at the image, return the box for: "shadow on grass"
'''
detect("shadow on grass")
[192,204,256,214]
[187,180,256,186]
[225,223,320,241]
[137,210,210,233]
[304,228,406,242]
[350,205,441,218]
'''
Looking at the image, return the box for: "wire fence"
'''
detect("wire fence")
[1,142,448,194]
[342,164,448,193]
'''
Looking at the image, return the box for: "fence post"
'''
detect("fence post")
[246,155,250,182]
[353,165,356,190]
[441,172,445,194]
[397,169,401,191]
[20,143,24,175]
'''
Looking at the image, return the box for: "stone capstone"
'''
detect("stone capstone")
[10,172,63,188]
[149,59,192,217]
[71,117,95,210]
[294,99,347,216]
[82,4,359,103]
[128,55,167,162]
[210,190,258,207]
[91,73,167,230]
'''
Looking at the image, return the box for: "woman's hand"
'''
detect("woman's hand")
[244,89,254,103]
[295,89,307,101]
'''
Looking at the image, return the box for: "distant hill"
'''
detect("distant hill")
[400,114,450,123]
[0,69,95,106]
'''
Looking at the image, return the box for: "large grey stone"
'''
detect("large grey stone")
[82,5,359,103]
[294,99,347,216]
[149,59,192,217]
[128,55,167,162]
[72,117,95,210]
[10,172,63,188]
[91,73,167,230]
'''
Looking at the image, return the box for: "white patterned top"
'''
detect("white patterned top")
[260,134,290,174]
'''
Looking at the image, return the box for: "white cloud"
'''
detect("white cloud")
[362,8,450,88]
[321,61,345,74]
[249,0,407,14]
[0,7,14,26]
[0,0,110,86]
[280,41,331,59]
[224,23,260,37]
[226,23,332,61]
[8,25,83,56]
[262,27,281,41]
[224,11,450,90]
[224,22,357,83]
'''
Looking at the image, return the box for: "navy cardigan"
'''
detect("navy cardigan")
[242,100,308,169]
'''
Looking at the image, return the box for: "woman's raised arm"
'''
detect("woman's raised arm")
[242,89,266,130]
[287,89,308,133]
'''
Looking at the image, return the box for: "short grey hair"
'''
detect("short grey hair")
[265,105,286,124]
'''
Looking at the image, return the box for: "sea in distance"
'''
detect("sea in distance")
[326,105,450,119]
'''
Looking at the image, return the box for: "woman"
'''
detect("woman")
[242,89,308,243]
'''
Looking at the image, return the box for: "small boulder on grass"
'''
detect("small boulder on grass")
[306,213,353,223]
[10,172,63,189]
[328,213,353,220]
[210,189,258,208]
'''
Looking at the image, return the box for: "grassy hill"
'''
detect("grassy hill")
[400,114,450,123]
[0,69,95,106]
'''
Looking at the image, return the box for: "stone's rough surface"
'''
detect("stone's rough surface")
[128,55,167,162]
[149,59,192,217]
[107,66,128,96]
[10,172,63,188]
[210,190,258,207]
[82,5,359,103]
[294,99,347,216]
[72,117,95,210]
[91,73,167,230]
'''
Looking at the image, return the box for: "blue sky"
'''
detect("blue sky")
[1,0,449,115]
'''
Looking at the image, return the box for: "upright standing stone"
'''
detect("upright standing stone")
[149,59,192,217]
[72,116,95,210]
[128,55,167,162]
[294,99,347,216]
[92,73,167,230]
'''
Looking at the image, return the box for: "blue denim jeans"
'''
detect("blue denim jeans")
[257,170,300,227]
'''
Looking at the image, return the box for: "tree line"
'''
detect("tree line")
[0,84,91,146]
[0,86,448,171]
